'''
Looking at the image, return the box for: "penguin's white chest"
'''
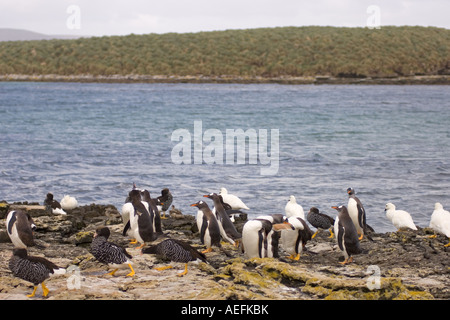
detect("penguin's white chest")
[202,222,212,247]
[347,198,360,230]
[281,229,300,254]
[242,220,265,259]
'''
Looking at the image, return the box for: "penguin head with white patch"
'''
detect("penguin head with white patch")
[190,200,204,207]
[190,200,211,211]
[331,205,345,213]
[203,193,215,199]
[347,188,355,195]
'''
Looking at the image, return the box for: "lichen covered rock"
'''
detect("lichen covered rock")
[0,202,448,300]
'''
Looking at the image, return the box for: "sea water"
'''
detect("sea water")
[0,82,449,232]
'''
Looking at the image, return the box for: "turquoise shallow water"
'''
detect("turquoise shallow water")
[0,82,449,232]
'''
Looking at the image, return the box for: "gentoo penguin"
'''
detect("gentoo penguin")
[219,187,250,210]
[332,205,362,265]
[281,216,313,261]
[256,214,293,258]
[141,189,163,235]
[285,195,304,219]
[121,201,135,242]
[121,183,144,241]
[429,202,450,247]
[384,203,417,231]
[44,193,66,215]
[242,219,273,259]
[204,193,241,247]
[91,226,134,277]
[127,189,157,248]
[219,195,233,211]
[6,210,37,248]
[242,217,294,259]
[214,194,245,223]
[9,248,65,298]
[142,238,207,276]
[157,188,173,219]
[191,200,224,253]
[307,207,335,239]
[60,195,78,210]
[347,188,368,240]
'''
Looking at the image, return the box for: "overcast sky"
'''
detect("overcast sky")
[1,0,449,36]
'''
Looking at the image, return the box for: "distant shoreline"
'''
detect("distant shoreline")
[1,74,449,85]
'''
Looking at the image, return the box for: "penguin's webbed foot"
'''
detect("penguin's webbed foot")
[339,256,354,265]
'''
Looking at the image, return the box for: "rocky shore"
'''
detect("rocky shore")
[0,202,449,300]
[1,74,449,85]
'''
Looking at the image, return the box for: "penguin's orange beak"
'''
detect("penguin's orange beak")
[190,203,198,207]
[284,221,296,230]
[203,195,209,198]
[331,206,338,210]
[273,223,295,231]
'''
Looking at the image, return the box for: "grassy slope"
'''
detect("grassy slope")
[0,26,449,78]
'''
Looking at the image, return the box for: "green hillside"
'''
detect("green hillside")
[0,26,449,79]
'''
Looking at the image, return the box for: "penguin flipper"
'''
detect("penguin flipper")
[122,220,131,236]
[337,223,345,251]
[199,215,208,244]
[357,203,366,229]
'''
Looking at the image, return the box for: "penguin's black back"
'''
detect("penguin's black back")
[338,215,362,255]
